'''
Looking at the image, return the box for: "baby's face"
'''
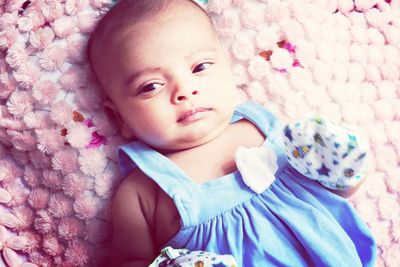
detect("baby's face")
[106,4,238,152]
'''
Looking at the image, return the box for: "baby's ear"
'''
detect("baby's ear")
[102,100,135,140]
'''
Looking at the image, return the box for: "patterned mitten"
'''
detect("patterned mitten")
[149,246,238,267]
[282,117,368,190]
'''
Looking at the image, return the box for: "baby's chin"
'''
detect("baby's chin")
[153,125,230,155]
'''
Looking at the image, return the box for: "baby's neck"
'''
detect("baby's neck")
[165,119,265,184]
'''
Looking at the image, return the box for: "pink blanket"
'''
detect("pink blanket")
[0,0,399,266]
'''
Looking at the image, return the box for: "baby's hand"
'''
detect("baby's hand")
[282,117,368,191]
[149,246,238,267]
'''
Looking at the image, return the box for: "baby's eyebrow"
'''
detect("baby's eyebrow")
[125,67,161,85]
[185,47,217,61]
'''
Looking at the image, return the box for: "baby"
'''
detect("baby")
[88,0,376,266]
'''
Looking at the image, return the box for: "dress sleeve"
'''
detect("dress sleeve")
[282,117,369,190]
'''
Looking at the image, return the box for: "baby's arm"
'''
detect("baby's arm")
[109,171,158,266]
[282,117,368,197]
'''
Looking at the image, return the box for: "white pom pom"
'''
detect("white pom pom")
[320,22,337,43]
[295,39,317,67]
[349,44,367,63]
[304,84,330,108]
[385,121,400,145]
[380,62,400,81]
[66,124,92,149]
[241,2,265,28]
[310,6,331,24]
[231,34,256,61]
[348,11,368,27]
[335,25,352,45]
[382,45,400,64]
[331,62,348,82]
[264,1,290,23]
[337,0,354,13]
[334,44,350,62]
[365,8,387,29]
[248,56,269,80]
[303,20,322,42]
[334,12,352,28]
[367,44,384,64]
[265,74,291,97]
[360,82,378,103]
[364,122,387,146]
[288,68,314,91]
[354,0,378,11]
[345,82,362,102]
[392,99,400,119]
[346,82,361,104]
[327,81,348,103]
[313,60,333,85]
[214,9,240,38]
[256,26,280,51]
[316,42,335,62]
[318,102,342,122]
[365,63,382,82]
[282,20,304,42]
[373,100,395,120]
[289,1,311,22]
[342,103,360,123]
[357,102,376,124]
[270,48,292,70]
[376,0,391,11]
[207,0,232,14]
[377,81,397,99]
[383,25,400,47]
[351,25,369,44]
[348,62,366,83]
[78,148,108,177]
[247,80,268,102]
[283,93,309,119]
[326,0,339,13]
[232,64,250,86]
[368,28,385,45]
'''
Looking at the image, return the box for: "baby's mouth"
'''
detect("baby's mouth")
[177,107,212,124]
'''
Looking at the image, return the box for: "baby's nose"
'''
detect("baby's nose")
[176,89,198,102]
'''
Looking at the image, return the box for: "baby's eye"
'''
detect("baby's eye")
[192,62,213,73]
[140,82,164,94]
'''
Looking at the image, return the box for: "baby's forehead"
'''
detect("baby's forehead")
[89,0,214,89]
[93,0,212,55]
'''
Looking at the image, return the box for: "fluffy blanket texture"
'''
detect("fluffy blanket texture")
[0,0,399,266]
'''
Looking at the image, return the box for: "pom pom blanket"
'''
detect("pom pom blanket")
[0,0,399,266]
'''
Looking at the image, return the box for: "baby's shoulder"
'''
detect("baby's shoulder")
[115,168,159,211]
[114,168,180,246]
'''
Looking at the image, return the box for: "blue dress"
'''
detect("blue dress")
[118,101,376,267]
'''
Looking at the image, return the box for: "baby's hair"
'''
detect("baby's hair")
[87,0,212,88]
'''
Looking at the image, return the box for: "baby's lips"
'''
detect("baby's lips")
[177,107,212,122]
